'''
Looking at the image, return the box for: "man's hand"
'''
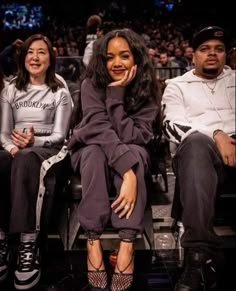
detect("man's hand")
[214,130,236,167]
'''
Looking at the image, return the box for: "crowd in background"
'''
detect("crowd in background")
[1,1,235,52]
[0,0,235,84]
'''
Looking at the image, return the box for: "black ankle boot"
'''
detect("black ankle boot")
[175,249,218,291]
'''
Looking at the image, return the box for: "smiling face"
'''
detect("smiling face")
[106,36,134,81]
[25,39,50,82]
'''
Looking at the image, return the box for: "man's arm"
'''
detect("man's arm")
[162,80,215,144]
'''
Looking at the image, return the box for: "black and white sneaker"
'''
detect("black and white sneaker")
[14,233,41,290]
[0,231,10,282]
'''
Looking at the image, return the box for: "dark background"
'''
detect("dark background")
[0,0,234,50]
[0,0,233,24]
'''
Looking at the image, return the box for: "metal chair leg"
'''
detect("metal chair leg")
[176,221,184,267]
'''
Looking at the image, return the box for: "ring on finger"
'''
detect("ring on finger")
[124,204,131,210]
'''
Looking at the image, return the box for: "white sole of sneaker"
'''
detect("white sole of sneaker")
[14,270,41,290]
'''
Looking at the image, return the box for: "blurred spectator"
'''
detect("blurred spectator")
[56,58,82,89]
[147,40,160,67]
[183,46,194,71]
[78,14,102,56]
[66,41,79,56]
[0,61,5,122]
[0,62,4,93]
[172,46,186,69]
[56,43,68,57]
[0,39,23,79]
[167,42,175,58]
[156,50,183,95]
[228,47,236,70]
[156,50,181,80]
[83,24,104,67]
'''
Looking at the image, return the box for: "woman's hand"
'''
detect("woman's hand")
[10,146,19,157]
[214,131,236,167]
[11,126,35,149]
[111,168,137,219]
[108,65,137,87]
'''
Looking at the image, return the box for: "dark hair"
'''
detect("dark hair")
[147,40,158,50]
[13,34,64,92]
[86,15,102,34]
[84,28,160,115]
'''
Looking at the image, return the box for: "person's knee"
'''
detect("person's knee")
[173,133,217,174]
[185,132,211,146]
[13,150,39,167]
[80,145,106,171]
[177,132,213,157]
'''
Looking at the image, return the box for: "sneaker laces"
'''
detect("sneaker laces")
[0,240,7,265]
[18,242,37,272]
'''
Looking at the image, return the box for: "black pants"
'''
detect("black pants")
[71,144,150,241]
[0,149,11,231]
[0,147,71,234]
[174,132,236,251]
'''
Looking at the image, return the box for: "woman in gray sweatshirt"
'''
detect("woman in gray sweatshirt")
[68,28,161,291]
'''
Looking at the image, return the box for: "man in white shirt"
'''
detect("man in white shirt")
[162,26,235,291]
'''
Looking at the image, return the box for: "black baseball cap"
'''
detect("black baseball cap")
[192,26,228,51]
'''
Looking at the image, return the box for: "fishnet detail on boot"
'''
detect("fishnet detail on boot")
[111,273,133,291]
[87,270,108,289]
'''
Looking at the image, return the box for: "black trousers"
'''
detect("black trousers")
[173,132,236,251]
[0,149,11,231]
[71,144,150,241]
[0,147,71,234]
